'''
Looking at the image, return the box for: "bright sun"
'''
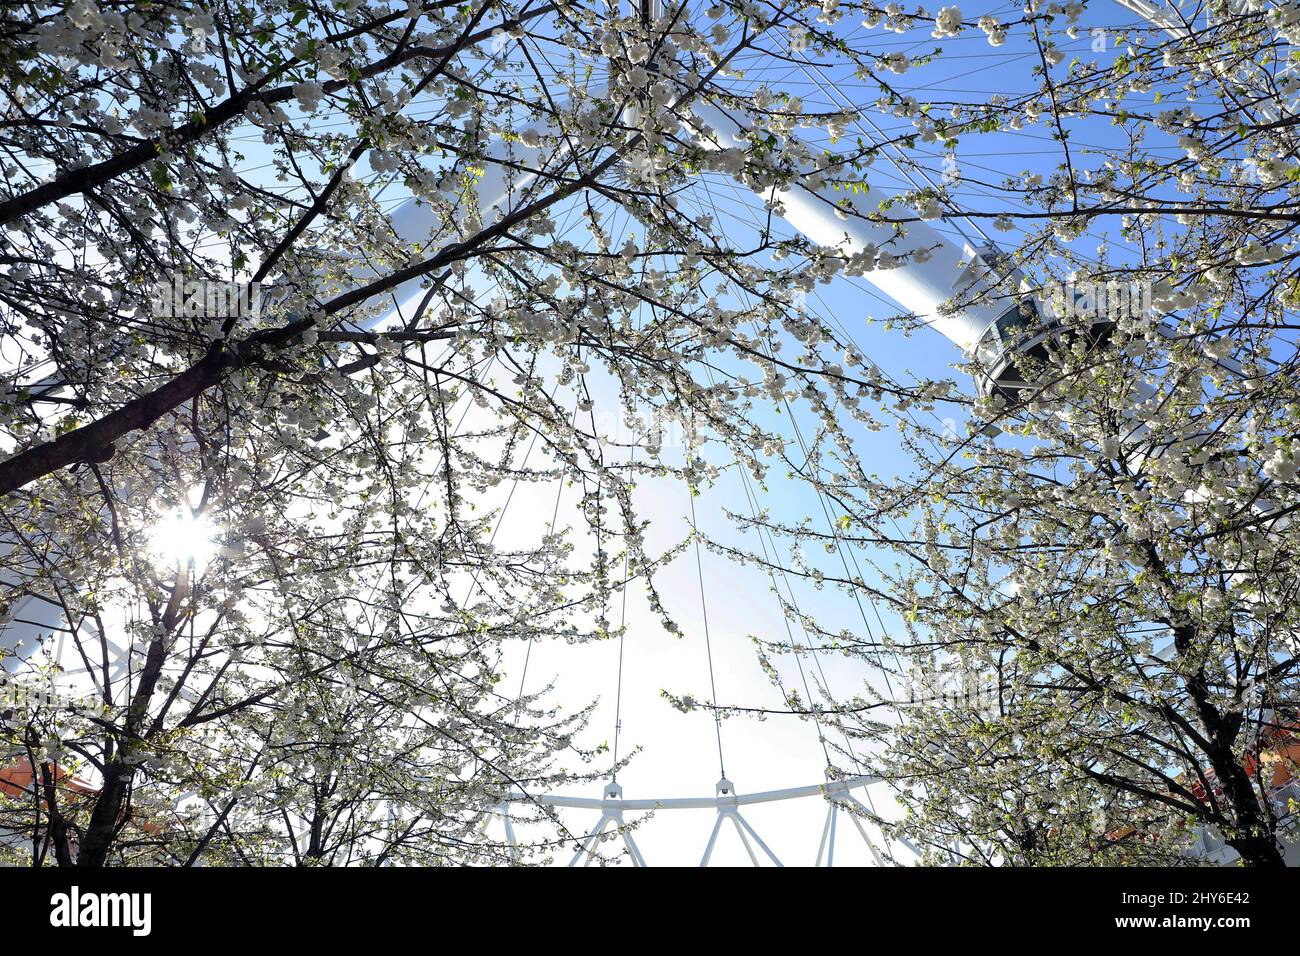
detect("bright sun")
[148,509,218,571]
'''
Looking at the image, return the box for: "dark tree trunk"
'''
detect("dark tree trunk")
[75,758,132,867]
[76,623,173,866]
[1173,624,1286,868]
[39,761,74,867]
[1211,752,1286,868]
[1225,829,1286,868]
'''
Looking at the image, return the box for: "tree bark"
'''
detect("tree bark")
[39,760,74,867]
[75,759,132,867]
[1174,623,1286,867]
[77,618,174,866]
[0,345,229,498]
[1208,746,1286,867]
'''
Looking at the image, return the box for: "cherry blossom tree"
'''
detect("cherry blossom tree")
[2,0,1297,867]
[0,0,938,865]
[707,2,1300,866]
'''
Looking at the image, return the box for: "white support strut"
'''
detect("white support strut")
[505,773,878,811]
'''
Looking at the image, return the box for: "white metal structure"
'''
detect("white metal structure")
[478,774,917,867]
